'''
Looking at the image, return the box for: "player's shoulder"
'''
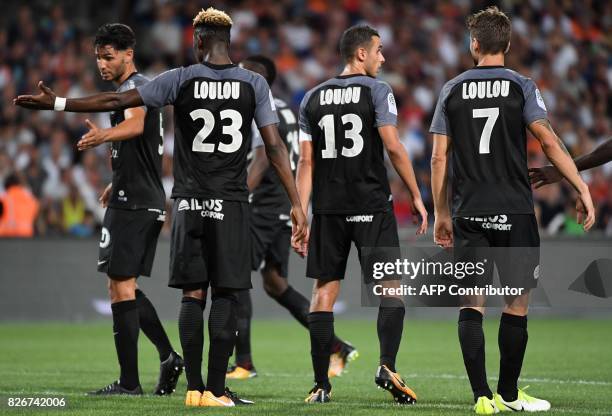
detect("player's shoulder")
[440,70,474,96]
[119,73,149,91]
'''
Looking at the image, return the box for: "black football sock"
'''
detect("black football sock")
[207,292,238,397]
[135,289,173,361]
[497,313,528,402]
[308,311,334,389]
[111,300,140,390]
[276,286,310,328]
[276,286,345,352]
[179,296,205,392]
[458,308,492,401]
[377,298,405,372]
[234,289,253,369]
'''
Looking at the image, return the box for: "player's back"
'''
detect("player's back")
[137,63,277,202]
[430,66,548,217]
[109,73,165,210]
[299,75,397,214]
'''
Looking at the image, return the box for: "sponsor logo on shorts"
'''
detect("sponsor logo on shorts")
[99,227,110,248]
[463,215,512,231]
[178,198,225,220]
[346,215,374,223]
[178,200,190,211]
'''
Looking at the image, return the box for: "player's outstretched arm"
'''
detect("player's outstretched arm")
[14,81,143,112]
[431,133,453,247]
[379,125,428,235]
[77,108,146,151]
[528,119,595,230]
[247,146,269,192]
[529,137,612,188]
[259,124,308,249]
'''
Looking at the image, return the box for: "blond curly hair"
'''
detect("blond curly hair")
[193,7,233,27]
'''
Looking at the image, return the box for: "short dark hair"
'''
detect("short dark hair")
[466,6,511,55]
[94,23,136,50]
[244,55,277,85]
[193,24,231,46]
[339,25,380,63]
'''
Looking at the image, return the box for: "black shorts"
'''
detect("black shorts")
[251,212,291,277]
[169,198,251,290]
[453,214,540,290]
[306,208,399,281]
[98,207,165,279]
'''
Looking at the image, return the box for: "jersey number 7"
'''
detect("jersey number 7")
[472,107,499,154]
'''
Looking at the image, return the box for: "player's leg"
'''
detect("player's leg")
[168,199,210,406]
[354,209,416,404]
[493,215,549,412]
[227,289,255,378]
[135,289,172,361]
[180,287,207,405]
[205,287,239,398]
[134,212,183,395]
[453,217,495,412]
[200,200,253,406]
[95,276,143,395]
[304,214,350,403]
[305,278,341,403]
[91,208,143,395]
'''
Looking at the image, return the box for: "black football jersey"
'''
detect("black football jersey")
[298,74,398,214]
[250,98,299,215]
[429,66,548,217]
[137,63,278,201]
[108,73,165,210]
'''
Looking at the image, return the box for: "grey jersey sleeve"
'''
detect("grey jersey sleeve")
[372,81,398,127]
[298,91,312,142]
[251,121,264,149]
[522,79,548,125]
[429,81,454,136]
[253,75,279,128]
[119,75,147,112]
[136,68,182,108]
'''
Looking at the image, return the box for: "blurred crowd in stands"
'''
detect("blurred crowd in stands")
[0,0,610,238]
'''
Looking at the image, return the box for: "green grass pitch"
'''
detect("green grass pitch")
[1,319,611,415]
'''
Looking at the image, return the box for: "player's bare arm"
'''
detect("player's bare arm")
[246,146,269,192]
[77,107,146,151]
[294,140,313,256]
[431,133,453,247]
[528,119,595,230]
[295,140,313,217]
[259,124,308,247]
[378,125,427,235]
[14,80,143,112]
[529,137,612,188]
